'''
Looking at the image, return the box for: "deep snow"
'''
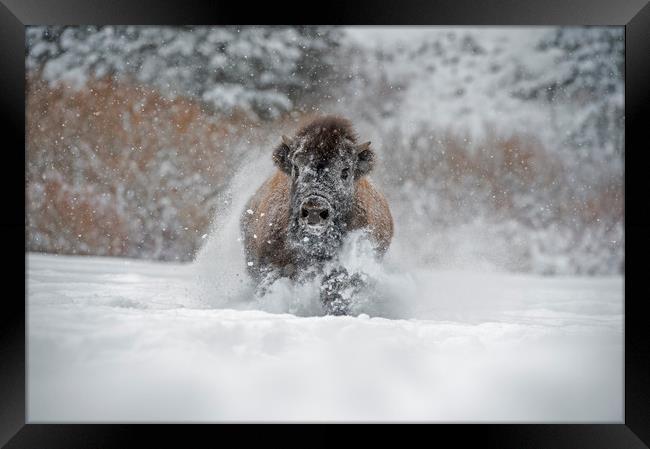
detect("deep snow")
[28,252,622,422]
[25,26,624,423]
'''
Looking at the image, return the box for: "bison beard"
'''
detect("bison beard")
[288,215,345,260]
[240,116,393,315]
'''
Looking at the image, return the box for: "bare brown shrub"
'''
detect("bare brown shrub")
[26,75,623,273]
[373,123,622,274]
[26,75,261,260]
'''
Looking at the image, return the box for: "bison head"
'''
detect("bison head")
[272,116,375,260]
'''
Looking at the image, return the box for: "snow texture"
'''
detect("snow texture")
[25,26,624,422]
[28,250,622,422]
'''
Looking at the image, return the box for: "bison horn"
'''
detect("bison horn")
[357,141,371,153]
[281,135,293,148]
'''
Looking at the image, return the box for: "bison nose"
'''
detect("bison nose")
[300,197,331,226]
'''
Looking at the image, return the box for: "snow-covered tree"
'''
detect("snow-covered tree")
[514,27,624,166]
[26,26,342,119]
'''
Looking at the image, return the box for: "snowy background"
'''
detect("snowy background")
[26,26,624,422]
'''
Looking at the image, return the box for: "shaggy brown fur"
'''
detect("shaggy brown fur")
[241,116,393,282]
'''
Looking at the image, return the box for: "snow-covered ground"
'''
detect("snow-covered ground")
[27,252,623,422]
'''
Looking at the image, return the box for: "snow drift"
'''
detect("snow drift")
[28,250,622,422]
[25,26,624,423]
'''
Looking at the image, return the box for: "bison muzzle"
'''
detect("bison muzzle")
[240,116,393,315]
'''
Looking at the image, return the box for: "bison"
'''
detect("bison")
[240,116,393,314]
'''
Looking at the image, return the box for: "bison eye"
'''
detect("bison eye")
[341,168,350,180]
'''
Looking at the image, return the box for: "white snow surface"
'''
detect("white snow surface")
[28,251,622,422]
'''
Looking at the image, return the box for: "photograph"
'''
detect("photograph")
[25,25,624,422]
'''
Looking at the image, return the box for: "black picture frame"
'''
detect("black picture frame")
[3,0,649,446]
